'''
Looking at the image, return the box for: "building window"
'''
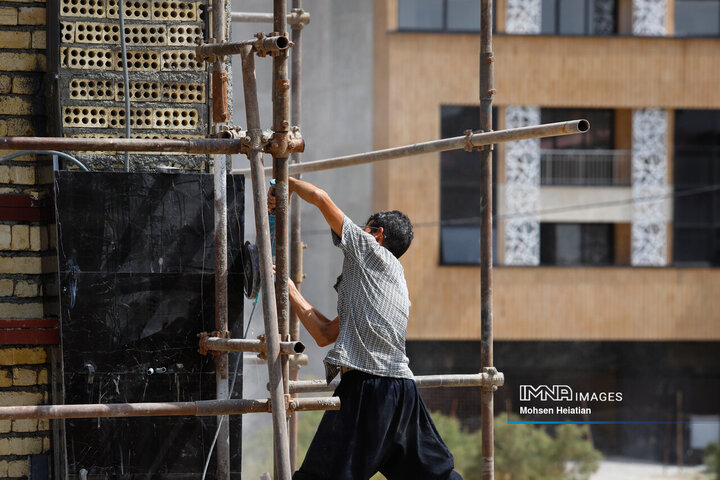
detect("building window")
[397,0,492,32]
[675,0,720,36]
[673,110,720,266]
[540,223,615,265]
[540,108,628,186]
[541,0,617,35]
[440,105,496,265]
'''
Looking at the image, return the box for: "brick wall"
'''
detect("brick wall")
[0,0,55,477]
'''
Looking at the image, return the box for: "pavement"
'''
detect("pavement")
[591,459,711,480]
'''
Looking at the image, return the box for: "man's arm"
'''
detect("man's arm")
[288,277,339,347]
[271,178,344,237]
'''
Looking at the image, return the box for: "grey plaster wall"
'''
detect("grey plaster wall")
[229,1,374,470]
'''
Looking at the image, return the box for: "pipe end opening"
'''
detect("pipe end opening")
[294,341,306,354]
[578,119,590,132]
[276,36,290,49]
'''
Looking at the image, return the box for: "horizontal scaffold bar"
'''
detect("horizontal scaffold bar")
[289,371,505,394]
[0,137,244,155]
[232,119,589,176]
[231,10,310,26]
[199,336,305,355]
[0,396,340,420]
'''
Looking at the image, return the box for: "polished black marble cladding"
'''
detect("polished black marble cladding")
[55,171,245,479]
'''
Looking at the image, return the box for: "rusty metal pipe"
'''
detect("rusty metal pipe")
[230,10,310,27]
[288,0,304,470]
[0,397,340,421]
[479,2,495,479]
[196,37,290,62]
[0,137,243,154]
[201,337,305,354]
[288,371,505,394]
[213,152,230,480]
[232,120,590,176]
[239,44,292,480]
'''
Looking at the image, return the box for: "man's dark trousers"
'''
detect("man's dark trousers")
[293,370,464,480]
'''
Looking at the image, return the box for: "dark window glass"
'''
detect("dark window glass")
[397,0,494,32]
[675,0,720,36]
[541,0,617,35]
[540,223,614,265]
[440,105,497,265]
[398,0,444,30]
[673,109,720,265]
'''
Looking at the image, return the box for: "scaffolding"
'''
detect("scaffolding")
[0,1,591,479]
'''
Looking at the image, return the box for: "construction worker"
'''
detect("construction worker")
[269,177,463,480]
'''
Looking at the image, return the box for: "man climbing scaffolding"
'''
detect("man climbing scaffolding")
[268,177,463,480]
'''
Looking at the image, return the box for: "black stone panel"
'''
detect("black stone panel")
[55,171,244,479]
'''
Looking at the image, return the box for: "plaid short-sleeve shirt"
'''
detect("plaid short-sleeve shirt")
[323,216,414,383]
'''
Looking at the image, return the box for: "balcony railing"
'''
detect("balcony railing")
[540,149,631,186]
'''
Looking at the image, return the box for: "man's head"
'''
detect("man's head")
[364,210,414,258]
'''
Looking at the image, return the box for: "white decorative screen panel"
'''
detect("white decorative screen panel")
[506,0,541,34]
[631,108,668,266]
[504,106,541,265]
[632,0,668,36]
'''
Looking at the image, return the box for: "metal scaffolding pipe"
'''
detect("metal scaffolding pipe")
[232,119,590,176]
[288,0,304,470]
[239,44,292,480]
[288,371,505,394]
[201,337,305,355]
[0,137,243,154]
[230,10,310,27]
[0,397,340,421]
[479,2,496,479]
[196,36,290,62]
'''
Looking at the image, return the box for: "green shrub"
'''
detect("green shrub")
[705,442,720,479]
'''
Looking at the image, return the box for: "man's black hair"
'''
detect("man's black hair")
[366,210,414,259]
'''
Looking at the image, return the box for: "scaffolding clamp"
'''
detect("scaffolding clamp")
[265,126,305,158]
[254,32,294,58]
[482,366,503,392]
[197,330,230,356]
[288,8,310,30]
[464,129,493,152]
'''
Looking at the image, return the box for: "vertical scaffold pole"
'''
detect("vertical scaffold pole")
[288,0,304,471]
[479,1,495,480]
[239,45,292,480]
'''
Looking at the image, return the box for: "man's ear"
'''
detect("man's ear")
[374,227,384,245]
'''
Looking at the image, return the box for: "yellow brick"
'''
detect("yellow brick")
[0,460,7,477]
[0,391,44,406]
[42,436,49,452]
[0,302,43,318]
[17,7,44,26]
[0,7,17,25]
[14,279,38,298]
[38,419,49,431]
[0,279,12,296]
[0,436,43,455]
[29,226,41,251]
[0,256,42,274]
[0,347,46,365]
[12,367,37,386]
[0,369,11,387]
[31,30,45,49]
[0,225,10,249]
[0,96,34,115]
[9,165,35,185]
[0,120,6,136]
[12,76,37,94]
[0,75,10,93]
[11,225,29,250]
[11,418,37,433]
[0,420,10,433]
[7,460,27,478]
[6,118,33,136]
[0,165,8,184]
[36,368,47,385]
[0,53,45,72]
[0,31,30,49]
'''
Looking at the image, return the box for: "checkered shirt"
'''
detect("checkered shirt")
[323,216,414,383]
